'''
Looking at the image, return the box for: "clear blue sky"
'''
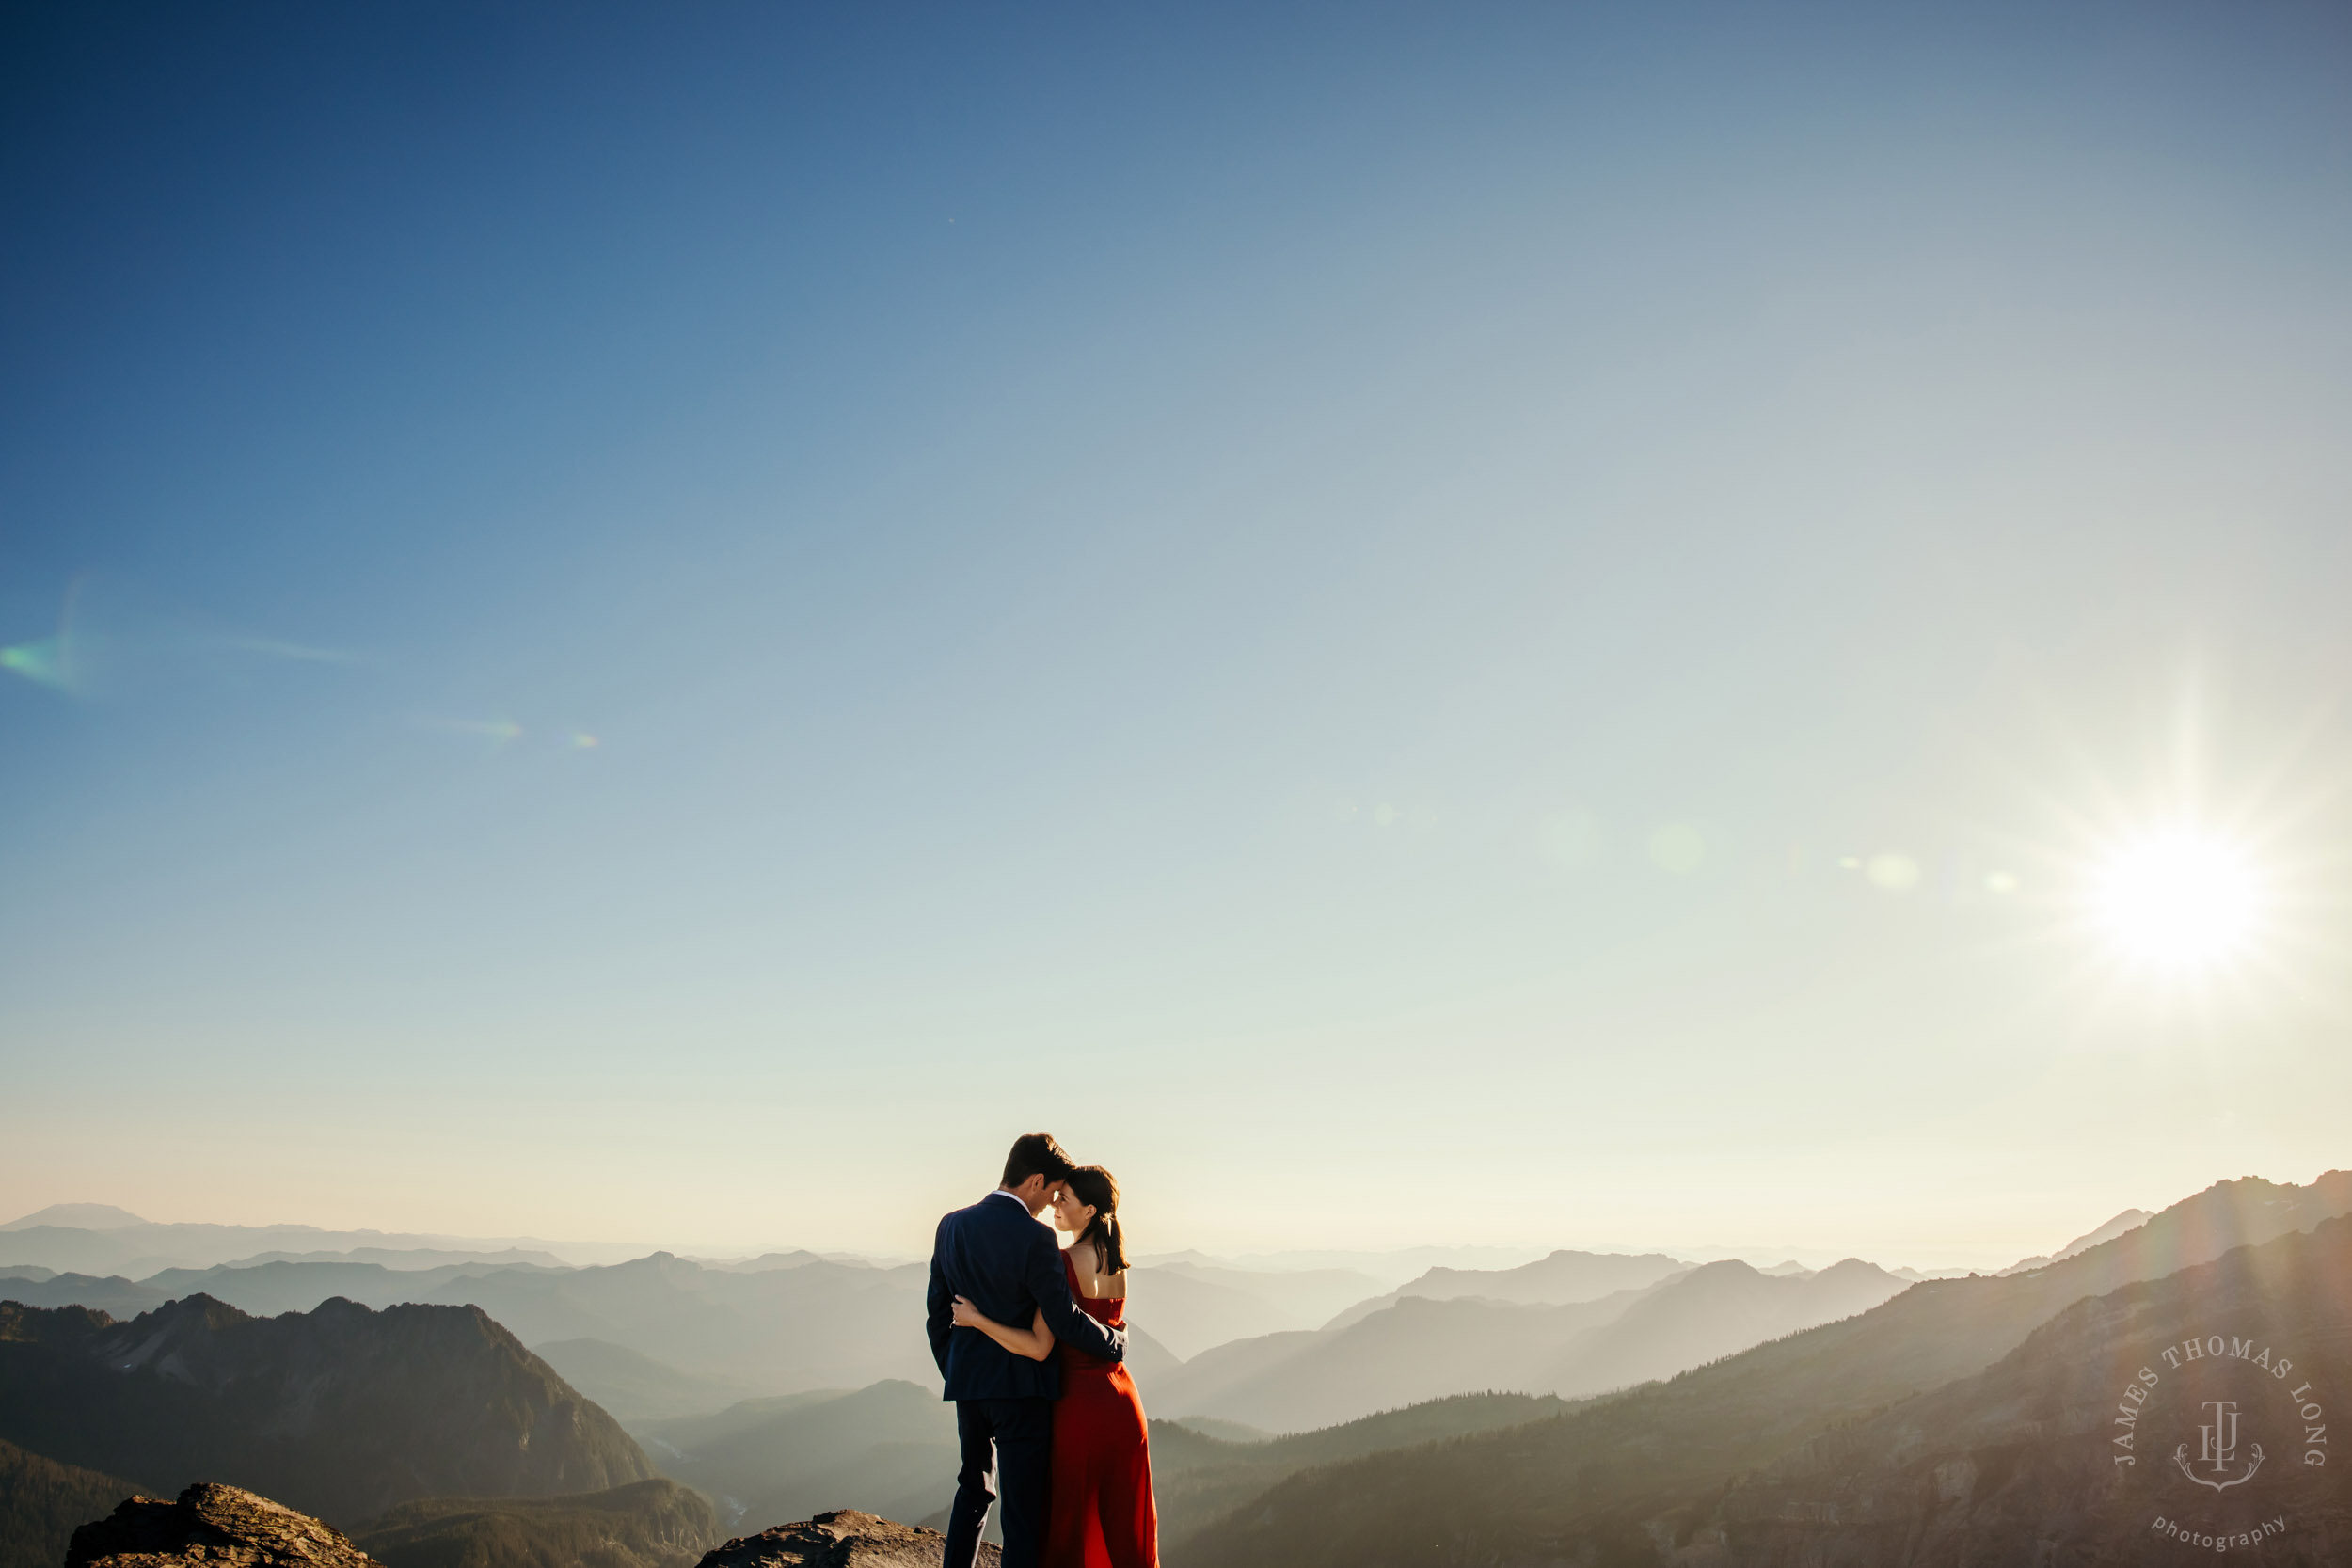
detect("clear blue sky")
[5,1,2348,1266]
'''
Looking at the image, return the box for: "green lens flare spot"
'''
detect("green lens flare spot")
[0,639,69,689]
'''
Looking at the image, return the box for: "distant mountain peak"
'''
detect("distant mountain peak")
[115,1291,257,1350]
[1,1204,148,1232]
[1997,1205,2156,1275]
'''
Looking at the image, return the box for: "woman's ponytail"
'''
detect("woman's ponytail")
[1064,1165,1127,1274]
[1099,1211,1128,1275]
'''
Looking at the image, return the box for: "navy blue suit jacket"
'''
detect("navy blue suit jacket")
[927,1192,1125,1401]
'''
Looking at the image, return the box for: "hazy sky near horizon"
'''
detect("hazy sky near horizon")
[5,2,2351,1270]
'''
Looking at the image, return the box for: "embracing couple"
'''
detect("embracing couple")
[926,1133,1158,1568]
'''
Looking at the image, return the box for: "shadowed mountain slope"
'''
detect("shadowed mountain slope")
[1148,1393,1579,1547]
[0,1437,141,1568]
[357,1481,718,1568]
[0,1296,651,1527]
[1170,1170,2352,1566]
[1673,1215,2352,1563]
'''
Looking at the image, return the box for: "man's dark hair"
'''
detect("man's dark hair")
[1002,1132,1075,1188]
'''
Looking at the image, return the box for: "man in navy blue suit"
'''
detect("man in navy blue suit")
[928,1132,1126,1568]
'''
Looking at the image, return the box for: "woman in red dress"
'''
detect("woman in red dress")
[951,1165,1158,1568]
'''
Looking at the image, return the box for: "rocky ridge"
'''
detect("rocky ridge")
[63,1490,978,1568]
[67,1485,381,1568]
[696,1512,999,1568]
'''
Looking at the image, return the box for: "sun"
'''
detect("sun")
[2088,828,2263,972]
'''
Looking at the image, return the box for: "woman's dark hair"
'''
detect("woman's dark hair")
[1063,1165,1126,1275]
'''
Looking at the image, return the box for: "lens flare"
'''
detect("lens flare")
[2089,829,2262,972]
[0,638,70,689]
[421,717,523,743]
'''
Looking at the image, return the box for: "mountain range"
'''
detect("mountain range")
[8,1171,2350,1568]
[1682,1214,2352,1561]
[1171,1169,2352,1565]
[1,1243,1317,1396]
[10,1204,2057,1432]
[0,1207,644,1275]
[0,1217,2106,1445]
[1155,1256,1912,1432]
[1142,1393,1580,1545]
[0,1294,650,1525]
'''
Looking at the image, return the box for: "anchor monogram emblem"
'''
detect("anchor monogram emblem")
[2174,1400,2265,1492]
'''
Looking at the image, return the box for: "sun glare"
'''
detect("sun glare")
[2089,828,2263,972]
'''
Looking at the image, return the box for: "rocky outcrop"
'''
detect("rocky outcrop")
[0,1295,652,1525]
[67,1484,381,1568]
[695,1512,999,1568]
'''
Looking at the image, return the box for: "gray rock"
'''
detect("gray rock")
[67,1484,381,1568]
[695,1512,999,1568]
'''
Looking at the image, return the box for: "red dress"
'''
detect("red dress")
[1045,1254,1159,1568]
